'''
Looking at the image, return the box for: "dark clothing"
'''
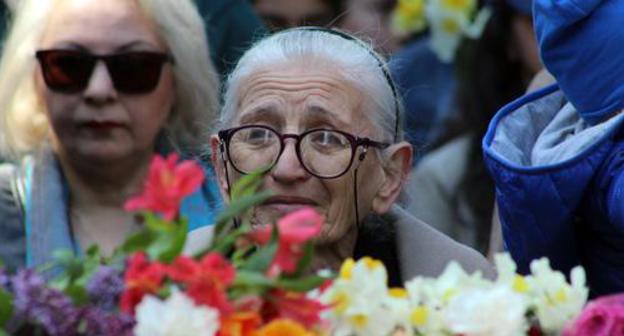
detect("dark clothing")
[390,36,456,159]
[195,0,267,77]
[355,206,495,285]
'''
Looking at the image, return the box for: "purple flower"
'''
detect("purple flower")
[87,266,124,311]
[66,307,135,336]
[0,268,10,289]
[10,269,77,336]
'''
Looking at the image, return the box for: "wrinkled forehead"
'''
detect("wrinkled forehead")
[232,61,370,128]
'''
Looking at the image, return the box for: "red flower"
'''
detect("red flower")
[262,289,326,329]
[250,208,323,276]
[124,153,205,220]
[120,252,167,314]
[168,253,236,315]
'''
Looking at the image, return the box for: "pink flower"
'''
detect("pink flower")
[250,208,324,276]
[124,153,205,220]
[564,293,624,336]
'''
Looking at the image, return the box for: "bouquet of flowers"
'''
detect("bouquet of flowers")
[0,154,597,335]
[392,0,492,62]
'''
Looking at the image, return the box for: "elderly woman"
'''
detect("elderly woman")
[0,0,221,271]
[207,28,493,285]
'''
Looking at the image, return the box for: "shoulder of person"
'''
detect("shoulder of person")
[0,162,27,271]
[413,135,471,183]
[390,205,496,280]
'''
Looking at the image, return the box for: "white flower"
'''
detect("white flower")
[403,262,488,335]
[321,257,396,336]
[424,0,492,62]
[526,258,588,333]
[444,285,528,336]
[134,291,220,336]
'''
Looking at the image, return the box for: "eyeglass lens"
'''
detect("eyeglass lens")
[227,126,354,178]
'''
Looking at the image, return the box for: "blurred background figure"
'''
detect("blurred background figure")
[0,0,220,271]
[404,0,540,255]
[339,0,400,54]
[252,0,342,32]
[195,0,267,77]
[0,0,267,78]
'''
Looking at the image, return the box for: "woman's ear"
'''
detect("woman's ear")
[210,135,230,204]
[371,141,413,214]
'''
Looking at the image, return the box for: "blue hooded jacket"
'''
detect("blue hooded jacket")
[483,84,624,296]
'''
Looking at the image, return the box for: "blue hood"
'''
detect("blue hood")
[483,84,624,296]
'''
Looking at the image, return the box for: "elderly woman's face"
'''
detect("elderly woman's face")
[218,63,388,245]
[36,0,174,164]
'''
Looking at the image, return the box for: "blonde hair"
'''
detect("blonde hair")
[0,0,219,159]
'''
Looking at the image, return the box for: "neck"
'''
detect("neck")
[58,152,153,208]
[312,224,358,272]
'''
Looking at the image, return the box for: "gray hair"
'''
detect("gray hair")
[217,28,403,144]
[0,0,219,159]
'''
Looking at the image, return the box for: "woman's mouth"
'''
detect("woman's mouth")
[81,121,124,130]
[260,195,318,213]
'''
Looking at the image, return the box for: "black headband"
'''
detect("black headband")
[274,26,401,143]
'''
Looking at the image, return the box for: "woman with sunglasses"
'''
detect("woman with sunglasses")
[198,28,494,285]
[0,0,221,271]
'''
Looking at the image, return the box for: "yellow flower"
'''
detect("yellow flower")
[256,319,316,336]
[440,17,461,34]
[441,0,475,12]
[388,287,408,298]
[339,258,355,280]
[362,256,383,271]
[397,0,425,19]
[512,275,530,293]
[393,0,426,34]
[410,306,429,327]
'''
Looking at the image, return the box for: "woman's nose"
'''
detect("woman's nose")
[270,140,309,182]
[83,62,117,104]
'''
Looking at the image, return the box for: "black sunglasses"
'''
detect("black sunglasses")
[35,49,174,94]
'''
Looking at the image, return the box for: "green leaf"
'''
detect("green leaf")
[240,242,278,273]
[230,169,266,201]
[229,270,275,299]
[143,212,177,233]
[64,284,88,305]
[233,270,275,288]
[0,288,13,327]
[117,228,157,256]
[146,219,188,263]
[293,242,315,276]
[214,191,272,230]
[276,275,328,292]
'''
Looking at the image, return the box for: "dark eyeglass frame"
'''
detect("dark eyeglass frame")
[218,124,390,179]
[35,49,174,94]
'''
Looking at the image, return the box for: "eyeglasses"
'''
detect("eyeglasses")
[35,49,174,94]
[218,125,390,179]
